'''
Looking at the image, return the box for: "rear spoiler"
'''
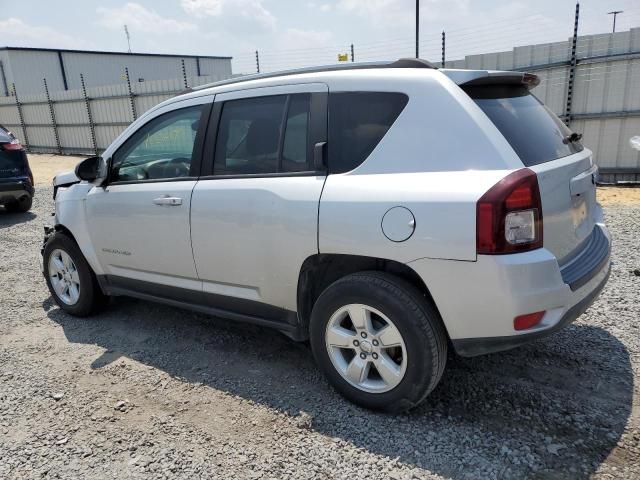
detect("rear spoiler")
[441,69,540,90]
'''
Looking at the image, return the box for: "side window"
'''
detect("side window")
[213,93,311,175]
[328,92,408,174]
[111,105,204,182]
[282,94,311,172]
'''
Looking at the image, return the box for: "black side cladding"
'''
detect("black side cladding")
[560,226,610,291]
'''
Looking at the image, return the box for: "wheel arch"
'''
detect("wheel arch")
[43,225,107,315]
[297,253,446,341]
[53,223,79,244]
[49,221,106,288]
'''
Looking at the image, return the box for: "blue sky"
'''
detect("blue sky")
[1,0,638,73]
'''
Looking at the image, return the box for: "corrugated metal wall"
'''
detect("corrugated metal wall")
[60,52,202,91]
[4,50,66,96]
[199,58,233,78]
[445,27,640,183]
[0,51,12,97]
[0,73,230,154]
[1,29,639,182]
[0,49,232,96]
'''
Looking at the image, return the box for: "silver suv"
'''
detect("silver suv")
[42,59,611,412]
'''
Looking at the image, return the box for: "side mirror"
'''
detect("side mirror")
[75,156,101,182]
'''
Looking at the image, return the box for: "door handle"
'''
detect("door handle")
[153,196,183,206]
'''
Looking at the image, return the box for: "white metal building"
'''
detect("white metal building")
[0,47,232,97]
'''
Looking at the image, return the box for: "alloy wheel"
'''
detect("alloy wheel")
[48,249,81,305]
[325,303,407,393]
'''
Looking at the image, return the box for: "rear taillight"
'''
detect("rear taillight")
[476,168,543,254]
[514,311,545,331]
[0,140,23,151]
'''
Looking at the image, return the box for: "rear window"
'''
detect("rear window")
[328,92,408,173]
[0,148,25,171]
[465,85,583,167]
[0,155,25,170]
[0,124,24,172]
[0,125,14,143]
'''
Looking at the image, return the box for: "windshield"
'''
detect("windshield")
[465,85,584,166]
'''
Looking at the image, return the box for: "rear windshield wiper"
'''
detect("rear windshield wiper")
[563,132,583,144]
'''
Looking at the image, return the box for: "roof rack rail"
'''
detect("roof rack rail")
[192,57,437,91]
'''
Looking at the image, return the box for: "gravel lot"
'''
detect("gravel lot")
[1,185,639,480]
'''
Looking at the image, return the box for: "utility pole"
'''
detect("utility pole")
[124,25,132,53]
[415,0,420,58]
[350,43,355,62]
[255,50,260,73]
[607,10,623,33]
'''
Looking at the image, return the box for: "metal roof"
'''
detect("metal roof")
[0,46,231,60]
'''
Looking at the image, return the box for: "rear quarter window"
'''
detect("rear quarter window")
[465,85,583,167]
[328,92,408,174]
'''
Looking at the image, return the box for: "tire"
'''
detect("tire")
[43,232,106,316]
[309,271,447,412]
[5,195,32,213]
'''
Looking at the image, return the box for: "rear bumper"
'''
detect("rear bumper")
[408,224,611,357]
[451,261,610,356]
[560,224,609,291]
[0,180,34,204]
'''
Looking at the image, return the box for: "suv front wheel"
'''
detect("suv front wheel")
[43,232,105,316]
[310,271,447,412]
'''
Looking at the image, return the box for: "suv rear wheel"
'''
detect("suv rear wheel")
[43,232,105,316]
[309,271,447,412]
[5,195,32,213]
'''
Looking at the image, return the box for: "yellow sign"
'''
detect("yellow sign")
[337,53,349,62]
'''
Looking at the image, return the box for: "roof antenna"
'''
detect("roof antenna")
[124,25,132,53]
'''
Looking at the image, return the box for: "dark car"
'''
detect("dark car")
[0,124,33,213]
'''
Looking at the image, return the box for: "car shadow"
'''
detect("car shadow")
[0,208,36,228]
[45,296,633,479]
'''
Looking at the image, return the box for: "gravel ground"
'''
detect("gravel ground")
[1,186,639,480]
